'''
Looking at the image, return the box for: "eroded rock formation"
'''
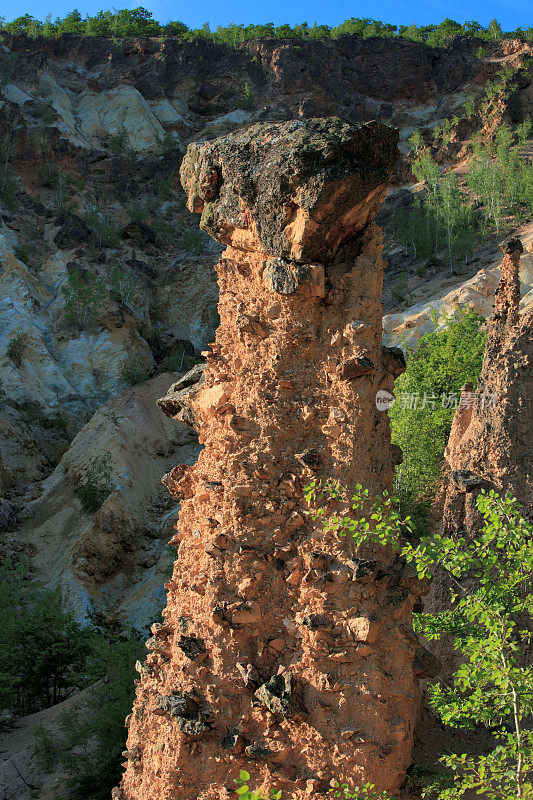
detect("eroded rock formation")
[118,117,428,799]
[443,237,533,534]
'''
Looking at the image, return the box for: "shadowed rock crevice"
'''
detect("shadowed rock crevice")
[120,118,429,800]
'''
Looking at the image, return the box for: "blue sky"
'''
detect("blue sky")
[1,0,530,31]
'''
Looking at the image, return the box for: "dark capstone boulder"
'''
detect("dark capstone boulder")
[381,345,407,377]
[339,355,374,381]
[180,117,399,262]
[122,220,157,245]
[450,469,493,493]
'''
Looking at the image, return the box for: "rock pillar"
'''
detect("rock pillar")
[120,119,427,800]
[443,236,532,535]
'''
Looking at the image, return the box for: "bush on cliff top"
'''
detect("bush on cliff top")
[1,11,531,45]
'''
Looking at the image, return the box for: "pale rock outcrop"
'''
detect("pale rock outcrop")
[383,224,533,348]
[0,232,154,406]
[120,119,430,800]
[18,374,199,627]
[37,71,170,152]
[76,85,167,152]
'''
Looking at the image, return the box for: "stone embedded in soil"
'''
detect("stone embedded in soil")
[120,118,428,800]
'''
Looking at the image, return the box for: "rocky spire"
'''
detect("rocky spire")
[118,118,430,800]
[443,236,532,535]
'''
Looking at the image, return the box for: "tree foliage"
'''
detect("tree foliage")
[61,268,106,328]
[395,124,533,266]
[0,559,91,713]
[1,11,531,45]
[388,308,486,527]
[35,630,144,800]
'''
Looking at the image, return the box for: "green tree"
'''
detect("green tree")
[433,172,477,269]
[84,199,120,248]
[75,452,113,513]
[110,265,139,308]
[407,130,423,154]
[488,18,503,40]
[5,331,27,363]
[0,559,91,713]
[412,149,440,196]
[36,631,143,800]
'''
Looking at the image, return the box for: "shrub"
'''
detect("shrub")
[0,148,19,211]
[152,169,177,201]
[235,770,282,800]
[14,220,47,269]
[468,124,533,230]
[75,453,113,513]
[151,216,176,248]
[5,331,27,363]
[462,96,475,116]
[234,771,395,800]
[180,226,211,255]
[0,51,18,88]
[407,130,423,153]
[156,130,179,155]
[391,274,409,302]
[242,83,254,109]
[516,117,532,146]
[36,103,56,124]
[108,126,128,154]
[121,361,150,386]
[412,149,440,195]
[37,164,65,189]
[110,265,139,308]
[83,200,120,249]
[34,630,144,800]
[397,153,478,269]
[61,268,106,328]
[162,349,199,372]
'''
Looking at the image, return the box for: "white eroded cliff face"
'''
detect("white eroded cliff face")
[17,374,199,628]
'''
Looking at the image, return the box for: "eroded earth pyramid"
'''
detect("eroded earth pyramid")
[119,118,429,800]
[443,237,533,534]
